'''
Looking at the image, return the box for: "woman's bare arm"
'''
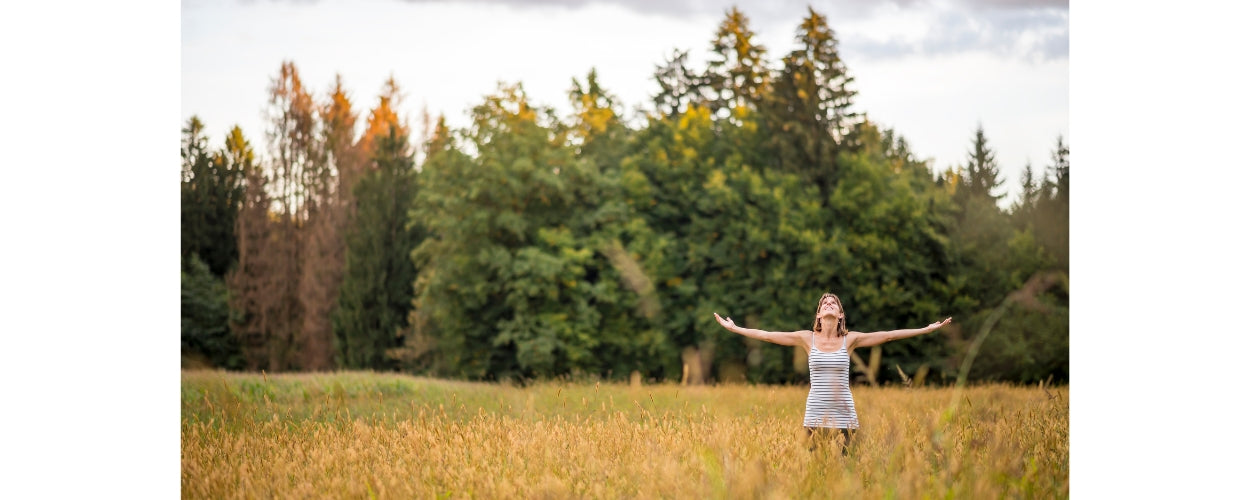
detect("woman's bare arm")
[713,312,809,347]
[850,317,951,349]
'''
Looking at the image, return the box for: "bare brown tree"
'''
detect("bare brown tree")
[228,136,272,370]
[298,75,362,370]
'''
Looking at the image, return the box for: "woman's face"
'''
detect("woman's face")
[818,296,843,320]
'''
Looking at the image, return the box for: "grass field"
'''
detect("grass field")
[181,370,1068,498]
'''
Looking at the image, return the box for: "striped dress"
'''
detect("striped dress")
[803,334,859,429]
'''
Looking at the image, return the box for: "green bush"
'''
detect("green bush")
[181,254,244,369]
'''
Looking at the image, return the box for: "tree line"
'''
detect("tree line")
[181,6,1068,385]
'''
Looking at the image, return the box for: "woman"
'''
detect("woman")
[713,293,951,455]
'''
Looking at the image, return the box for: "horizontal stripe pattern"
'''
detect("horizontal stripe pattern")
[804,335,859,429]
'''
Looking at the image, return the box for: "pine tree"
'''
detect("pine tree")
[1035,135,1069,268]
[706,7,770,118]
[1048,135,1069,205]
[960,124,1005,202]
[334,125,422,370]
[763,6,860,199]
[358,75,409,159]
[182,254,243,369]
[568,68,632,170]
[1011,161,1039,225]
[652,49,707,119]
[181,117,245,276]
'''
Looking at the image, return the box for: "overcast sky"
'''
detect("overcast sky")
[182,0,1068,205]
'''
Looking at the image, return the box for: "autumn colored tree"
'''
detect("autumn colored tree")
[227,126,272,370]
[226,61,321,371]
[295,75,363,370]
[357,75,409,159]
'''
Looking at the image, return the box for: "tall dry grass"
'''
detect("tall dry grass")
[182,371,1067,498]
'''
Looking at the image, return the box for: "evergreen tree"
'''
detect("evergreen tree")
[1036,135,1069,268]
[1011,161,1040,226]
[706,7,770,119]
[182,254,243,369]
[651,49,707,119]
[181,117,245,276]
[959,124,1005,202]
[358,75,409,158]
[763,7,860,199]
[334,125,422,370]
[568,68,631,166]
[1046,135,1070,204]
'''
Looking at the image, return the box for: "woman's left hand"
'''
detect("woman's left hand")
[926,317,952,332]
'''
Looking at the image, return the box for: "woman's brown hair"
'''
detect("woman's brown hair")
[811,293,849,337]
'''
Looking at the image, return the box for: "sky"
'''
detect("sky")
[182,0,1069,206]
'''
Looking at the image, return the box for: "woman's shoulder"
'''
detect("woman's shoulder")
[794,329,817,340]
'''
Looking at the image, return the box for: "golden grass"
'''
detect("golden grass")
[182,370,1068,499]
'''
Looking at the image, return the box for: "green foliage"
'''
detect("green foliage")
[963,288,1069,384]
[412,83,669,381]
[761,7,861,198]
[651,49,706,119]
[706,7,770,116]
[958,124,1005,202]
[938,128,1067,386]
[1034,136,1070,268]
[182,254,244,369]
[333,126,423,371]
[188,7,1068,386]
[181,117,246,276]
[826,122,958,380]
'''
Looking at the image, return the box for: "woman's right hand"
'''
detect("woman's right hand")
[713,312,736,330]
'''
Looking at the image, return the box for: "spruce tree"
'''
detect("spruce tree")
[961,124,1005,202]
[333,126,422,370]
[652,49,707,119]
[706,7,770,118]
[763,7,859,199]
[181,117,245,276]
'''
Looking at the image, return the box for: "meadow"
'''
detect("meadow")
[181,370,1068,499]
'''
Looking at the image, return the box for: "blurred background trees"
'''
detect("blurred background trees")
[181,7,1068,385]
